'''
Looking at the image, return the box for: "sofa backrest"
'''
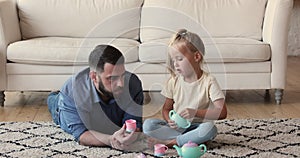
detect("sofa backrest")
[140,0,268,42]
[17,0,143,39]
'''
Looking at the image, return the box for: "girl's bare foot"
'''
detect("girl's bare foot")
[145,136,177,149]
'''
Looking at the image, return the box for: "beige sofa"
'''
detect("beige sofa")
[0,0,293,106]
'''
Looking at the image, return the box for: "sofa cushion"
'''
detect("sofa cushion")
[125,62,270,74]
[7,37,139,65]
[139,38,271,63]
[17,0,143,39]
[140,0,267,42]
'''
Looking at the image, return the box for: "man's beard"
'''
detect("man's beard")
[98,80,114,99]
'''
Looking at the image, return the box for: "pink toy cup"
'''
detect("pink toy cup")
[125,119,136,133]
[154,144,168,157]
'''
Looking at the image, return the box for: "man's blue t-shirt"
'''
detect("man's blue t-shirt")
[57,68,143,141]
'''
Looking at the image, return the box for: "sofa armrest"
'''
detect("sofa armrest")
[263,0,293,89]
[0,0,21,90]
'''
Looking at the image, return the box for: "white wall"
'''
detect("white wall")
[288,0,300,56]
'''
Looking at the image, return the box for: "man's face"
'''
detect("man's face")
[96,63,125,99]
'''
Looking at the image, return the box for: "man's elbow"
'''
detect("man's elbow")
[78,131,107,147]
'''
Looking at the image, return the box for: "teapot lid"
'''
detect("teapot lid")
[183,141,198,147]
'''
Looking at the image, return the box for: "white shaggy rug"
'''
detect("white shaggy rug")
[0,118,299,158]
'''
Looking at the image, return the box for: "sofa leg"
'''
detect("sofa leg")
[264,89,270,101]
[0,91,4,106]
[274,89,283,105]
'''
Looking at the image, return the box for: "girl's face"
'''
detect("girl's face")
[169,43,198,78]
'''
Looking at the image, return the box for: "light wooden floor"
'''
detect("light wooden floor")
[1,57,300,122]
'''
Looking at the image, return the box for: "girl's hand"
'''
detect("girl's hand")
[180,108,197,119]
[167,119,177,129]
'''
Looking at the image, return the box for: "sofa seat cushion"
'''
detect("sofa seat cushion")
[139,38,271,63]
[7,37,139,65]
[125,62,270,74]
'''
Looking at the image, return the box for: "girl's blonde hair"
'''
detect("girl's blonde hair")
[167,29,205,77]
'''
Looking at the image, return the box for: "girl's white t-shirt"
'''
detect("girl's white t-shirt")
[161,71,225,122]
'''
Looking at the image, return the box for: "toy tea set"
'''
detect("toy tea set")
[169,110,191,128]
[137,110,208,158]
[139,140,206,158]
[139,111,207,158]
[173,141,207,158]
[125,119,136,133]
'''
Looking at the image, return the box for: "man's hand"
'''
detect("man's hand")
[110,124,139,150]
[110,135,126,150]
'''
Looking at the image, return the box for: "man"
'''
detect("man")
[47,45,143,150]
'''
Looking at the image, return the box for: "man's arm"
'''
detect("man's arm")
[58,93,115,147]
[79,124,139,150]
[79,130,111,146]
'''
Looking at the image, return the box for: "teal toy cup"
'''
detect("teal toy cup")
[169,110,191,128]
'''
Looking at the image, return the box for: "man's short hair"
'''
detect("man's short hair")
[88,45,125,72]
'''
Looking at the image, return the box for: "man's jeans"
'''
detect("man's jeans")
[47,91,60,125]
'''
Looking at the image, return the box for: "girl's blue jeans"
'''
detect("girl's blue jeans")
[143,118,217,146]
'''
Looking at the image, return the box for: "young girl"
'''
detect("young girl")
[143,29,227,147]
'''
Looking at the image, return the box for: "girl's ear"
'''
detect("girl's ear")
[194,51,202,62]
